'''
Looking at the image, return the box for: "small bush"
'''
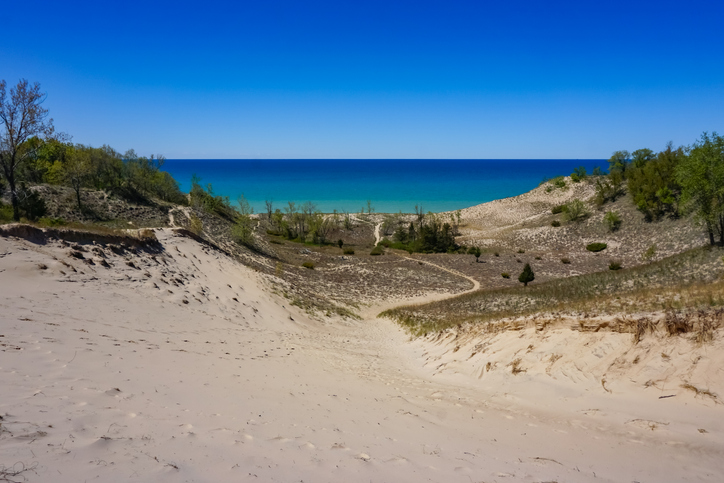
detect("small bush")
[370,245,384,256]
[343,248,355,255]
[551,220,561,227]
[270,239,283,245]
[642,244,657,262]
[561,258,571,264]
[378,238,392,248]
[501,272,510,279]
[564,199,589,223]
[494,252,500,257]
[551,204,566,214]
[517,249,525,253]
[535,256,542,260]
[18,184,48,221]
[189,213,203,235]
[586,242,608,252]
[302,261,315,269]
[603,211,622,232]
[609,260,622,270]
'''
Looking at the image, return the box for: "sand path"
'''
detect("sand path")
[1,228,722,482]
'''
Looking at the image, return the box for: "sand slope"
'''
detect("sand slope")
[1,228,723,482]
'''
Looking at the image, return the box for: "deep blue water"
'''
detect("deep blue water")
[163,159,606,214]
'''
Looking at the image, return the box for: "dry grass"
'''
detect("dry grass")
[381,245,724,336]
[680,383,720,403]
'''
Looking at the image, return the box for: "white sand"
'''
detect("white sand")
[1,228,723,482]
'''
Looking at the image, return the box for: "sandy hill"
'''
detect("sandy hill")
[1,224,723,482]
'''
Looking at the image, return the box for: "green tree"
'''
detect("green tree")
[627,143,684,220]
[63,146,93,211]
[0,79,55,220]
[570,166,587,183]
[676,132,724,245]
[232,194,255,247]
[631,148,655,169]
[470,246,481,262]
[518,263,535,287]
[608,150,631,178]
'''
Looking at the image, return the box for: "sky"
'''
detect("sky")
[2,0,723,159]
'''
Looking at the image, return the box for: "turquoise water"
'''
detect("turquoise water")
[163,159,605,214]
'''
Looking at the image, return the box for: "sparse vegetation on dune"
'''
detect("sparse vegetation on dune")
[381,245,724,336]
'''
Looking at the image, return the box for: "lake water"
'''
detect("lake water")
[163,159,606,214]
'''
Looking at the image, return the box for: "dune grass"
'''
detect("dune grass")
[381,244,724,336]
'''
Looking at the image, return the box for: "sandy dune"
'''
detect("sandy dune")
[1,228,722,482]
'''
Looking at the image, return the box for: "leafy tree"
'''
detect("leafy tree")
[63,146,93,210]
[570,166,587,183]
[631,148,655,169]
[0,79,55,220]
[518,263,535,287]
[470,246,481,262]
[608,150,631,178]
[232,194,255,247]
[676,132,724,244]
[627,143,684,220]
[594,171,624,206]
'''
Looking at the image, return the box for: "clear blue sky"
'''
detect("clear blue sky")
[2,0,722,159]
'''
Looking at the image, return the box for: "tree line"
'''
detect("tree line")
[0,79,186,221]
[600,133,724,244]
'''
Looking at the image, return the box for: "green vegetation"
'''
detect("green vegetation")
[551,204,565,214]
[564,199,589,223]
[381,246,724,335]
[603,211,622,232]
[570,166,587,183]
[343,248,355,255]
[391,212,459,253]
[643,244,657,262]
[561,258,571,264]
[518,263,535,286]
[586,242,607,252]
[609,260,622,270]
[551,220,561,227]
[676,132,724,245]
[468,246,481,262]
[370,245,384,256]
[302,261,315,269]
[501,272,510,279]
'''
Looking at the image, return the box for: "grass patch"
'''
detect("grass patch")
[586,242,607,252]
[380,245,724,336]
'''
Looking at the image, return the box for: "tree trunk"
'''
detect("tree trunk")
[9,173,19,222]
[75,187,82,212]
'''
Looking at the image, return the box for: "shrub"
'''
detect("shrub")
[517,249,525,253]
[17,184,48,221]
[642,244,657,262]
[494,252,500,257]
[343,248,355,255]
[337,239,344,249]
[189,213,203,235]
[370,246,384,256]
[564,199,589,223]
[586,242,608,252]
[551,204,566,214]
[535,256,541,260]
[501,272,510,279]
[561,258,571,264]
[551,220,561,227]
[378,238,392,248]
[603,211,622,232]
[609,260,622,270]
[570,166,587,183]
[302,261,315,269]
